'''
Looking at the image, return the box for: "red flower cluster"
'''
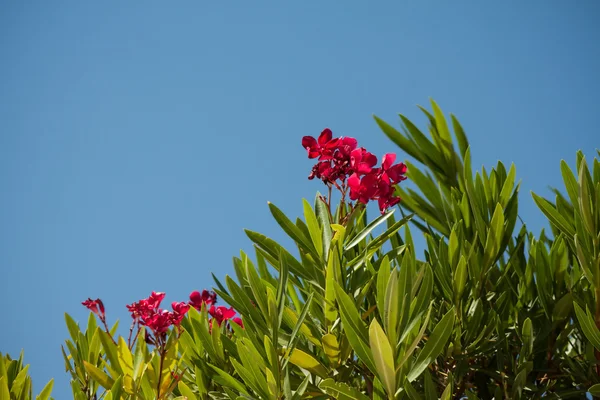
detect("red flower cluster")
[302,129,407,213]
[83,288,243,349]
[126,292,190,340]
[189,289,217,309]
[188,290,243,328]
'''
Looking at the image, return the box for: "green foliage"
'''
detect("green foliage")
[0,351,53,400]
[5,100,600,399]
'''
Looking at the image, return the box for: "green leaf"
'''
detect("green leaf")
[83,361,114,390]
[244,230,312,281]
[10,364,29,397]
[315,193,333,258]
[345,210,395,250]
[532,192,575,237]
[553,293,573,322]
[230,358,266,398]
[269,202,320,261]
[372,378,386,400]
[561,160,580,210]
[407,307,455,382]
[109,376,123,400]
[303,199,324,259]
[411,264,433,323]
[521,318,533,358]
[117,337,134,377]
[64,313,80,344]
[512,368,527,399]
[440,382,453,400]
[578,158,596,236]
[334,283,377,375]
[369,319,396,396]
[245,260,269,317]
[287,348,328,378]
[178,381,197,400]
[574,303,600,351]
[35,379,53,400]
[0,377,9,400]
[588,384,600,397]
[208,363,249,395]
[498,163,516,208]
[423,370,438,400]
[384,268,399,343]
[373,115,422,162]
[450,114,469,159]
[319,378,370,400]
[284,297,318,351]
[322,333,341,366]
[400,114,444,172]
[397,306,432,372]
[325,247,340,330]
[430,99,454,161]
[453,256,467,304]
[377,256,391,323]
[404,381,423,400]
[98,331,123,376]
[482,203,505,268]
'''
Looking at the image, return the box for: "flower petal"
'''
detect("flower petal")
[318,128,333,145]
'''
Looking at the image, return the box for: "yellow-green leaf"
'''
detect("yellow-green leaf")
[322,334,341,366]
[83,361,114,390]
[0,377,10,400]
[178,381,197,400]
[369,319,395,396]
[287,349,328,378]
[117,337,134,377]
[319,378,370,400]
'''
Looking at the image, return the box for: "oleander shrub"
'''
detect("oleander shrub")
[4,100,600,399]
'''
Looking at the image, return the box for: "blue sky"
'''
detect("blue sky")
[1,1,598,397]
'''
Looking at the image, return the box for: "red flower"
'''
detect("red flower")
[144,310,172,335]
[379,153,407,184]
[350,148,378,175]
[336,137,358,158]
[189,290,217,311]
[126,301,148,320]
[348,173,377,204]
[375,181,401,213]
[171,301,190,326]
[146,291,165,309]
[302,128,337,159]
[209,305,237,326]
[303,128,407,215]
[82,298,105,319]
[232,317,244,328]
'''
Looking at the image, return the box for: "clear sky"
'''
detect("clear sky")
[1,1,598,397]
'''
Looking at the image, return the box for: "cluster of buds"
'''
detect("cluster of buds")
[302,128,407,214]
